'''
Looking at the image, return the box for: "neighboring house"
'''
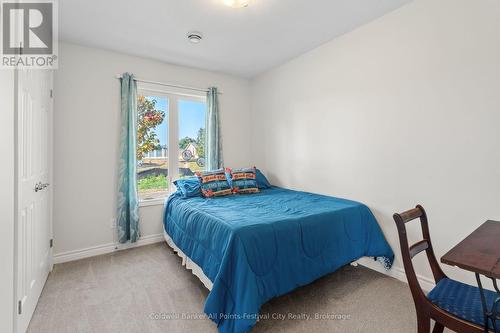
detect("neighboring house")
[180,142,199,160]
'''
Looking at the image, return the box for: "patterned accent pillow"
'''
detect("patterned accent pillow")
[227,167,259,194]
[196,169,232,198]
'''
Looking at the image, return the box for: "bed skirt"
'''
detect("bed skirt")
[163,231,213,290]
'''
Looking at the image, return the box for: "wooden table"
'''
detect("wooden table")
[441,220,500,332]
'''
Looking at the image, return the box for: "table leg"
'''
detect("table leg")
[491,278,499,333]
[475,273,500,333]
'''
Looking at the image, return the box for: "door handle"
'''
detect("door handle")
[34,182,50,192]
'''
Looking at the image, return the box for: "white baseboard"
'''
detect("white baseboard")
[356,257,435,292]
[52,233,164,264]
[53,237,435,292]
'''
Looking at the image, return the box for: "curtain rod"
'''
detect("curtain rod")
[115,75,223,94]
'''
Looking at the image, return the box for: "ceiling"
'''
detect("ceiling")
[59,0,411,78]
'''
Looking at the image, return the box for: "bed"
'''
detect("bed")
[163,186,394,333]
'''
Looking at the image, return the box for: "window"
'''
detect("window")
[136,88,207,202]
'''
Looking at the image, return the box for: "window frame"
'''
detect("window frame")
[137,85,207,206]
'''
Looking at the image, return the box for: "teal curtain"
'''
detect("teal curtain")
[206,87,223,170]
[117,73,140,243]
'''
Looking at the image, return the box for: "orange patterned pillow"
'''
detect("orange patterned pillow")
[227,167,259,194]
[196,169,232,198]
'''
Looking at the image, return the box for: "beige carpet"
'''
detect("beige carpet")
[27,242,448,333]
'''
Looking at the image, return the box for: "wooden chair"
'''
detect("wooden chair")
[393,205,496,333]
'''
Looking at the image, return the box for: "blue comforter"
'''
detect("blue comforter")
[164,187,393,333]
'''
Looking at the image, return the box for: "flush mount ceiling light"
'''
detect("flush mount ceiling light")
[222,0,250,8]
[187,31,203,44]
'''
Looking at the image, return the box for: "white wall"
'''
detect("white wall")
[0,70,15,333]
[251,0,500,286]
[53,43,251,256]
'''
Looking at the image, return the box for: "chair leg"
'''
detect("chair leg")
[417,314,431,333]
[432,322,444,333]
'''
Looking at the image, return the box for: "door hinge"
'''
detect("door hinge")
[50,239,53,248]
[18,300,22,315]
[50,89,53,98]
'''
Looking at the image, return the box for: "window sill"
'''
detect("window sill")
[139,198,166,208]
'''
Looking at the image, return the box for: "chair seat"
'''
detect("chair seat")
[428,277,498,331]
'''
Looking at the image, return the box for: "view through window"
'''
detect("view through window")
[137,92,206,201]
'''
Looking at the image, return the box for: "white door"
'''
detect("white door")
[16,69,53,333]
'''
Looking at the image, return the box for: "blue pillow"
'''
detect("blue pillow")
[256,169,272,189]
[173,177,201,198]
[225,170,232,188]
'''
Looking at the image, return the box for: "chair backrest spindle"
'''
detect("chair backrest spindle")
[393,205,447,306]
